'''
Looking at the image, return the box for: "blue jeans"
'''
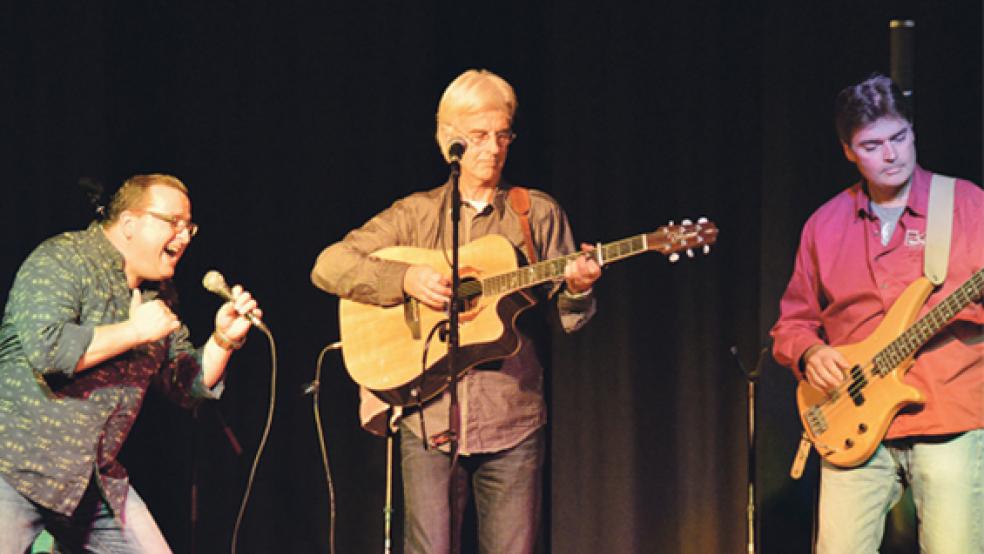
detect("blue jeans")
[0,474,172,554]
[399,423,544,554]
[817,429,984,553]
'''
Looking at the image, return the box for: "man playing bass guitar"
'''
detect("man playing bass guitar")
[771,74,983,553]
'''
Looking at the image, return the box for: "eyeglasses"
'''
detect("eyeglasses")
[143,210,199,238]
[461,129,517,148]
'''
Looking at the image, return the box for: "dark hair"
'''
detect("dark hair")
[834,73,912,144]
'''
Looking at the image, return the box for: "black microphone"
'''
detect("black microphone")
[447,138,467,163]
[202,270,269,333]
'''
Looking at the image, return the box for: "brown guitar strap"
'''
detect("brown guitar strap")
[508,186,539,263]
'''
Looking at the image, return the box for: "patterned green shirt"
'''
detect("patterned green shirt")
[0,222,219,517]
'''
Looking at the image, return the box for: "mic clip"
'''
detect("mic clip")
[301,380,320,396]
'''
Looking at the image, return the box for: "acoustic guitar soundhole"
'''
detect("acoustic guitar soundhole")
[458,276,482,312]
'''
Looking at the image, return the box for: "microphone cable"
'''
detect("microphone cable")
[304,341,342,554]
[230,324,277,554]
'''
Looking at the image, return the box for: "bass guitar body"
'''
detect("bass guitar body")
[796,277,932,468]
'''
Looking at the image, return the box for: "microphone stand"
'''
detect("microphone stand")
[189,403,243,554]
[190,405,199,554]
[446,157,463,554]
[730,345,768,554]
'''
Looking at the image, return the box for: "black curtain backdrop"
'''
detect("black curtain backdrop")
[1,2,980,553]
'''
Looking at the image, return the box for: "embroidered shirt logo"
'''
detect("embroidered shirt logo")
[904,230,926,247]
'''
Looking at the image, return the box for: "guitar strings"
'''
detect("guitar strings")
[812,270,984,425]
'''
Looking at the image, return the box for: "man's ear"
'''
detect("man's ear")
[119,211,139,239]
[841,141,857,163]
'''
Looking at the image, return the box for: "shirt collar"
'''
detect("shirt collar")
[854,164,930,219]
[491,184,510,213]
[904,165,931,217]
[443,180,507,214]
[87,220,126,274]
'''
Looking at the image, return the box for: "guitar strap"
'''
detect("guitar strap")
[508,186,539,263]
[924,174,956,285]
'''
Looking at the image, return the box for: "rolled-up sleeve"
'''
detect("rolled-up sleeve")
[158,323,223,405]
[6,244,94,377]
[557,289,597,332]
[526,190,598,333]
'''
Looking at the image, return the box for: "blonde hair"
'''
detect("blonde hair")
[435,69,517,158]
[106,174,189,223]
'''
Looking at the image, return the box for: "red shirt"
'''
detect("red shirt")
[771,166,984,438]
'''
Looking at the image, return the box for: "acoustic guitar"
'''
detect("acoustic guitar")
[339,219,719,405]
[797,267,984,468]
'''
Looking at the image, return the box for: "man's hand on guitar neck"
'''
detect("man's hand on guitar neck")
[564,243,603,295]
[802,344,851,393]
[403,265,452,310]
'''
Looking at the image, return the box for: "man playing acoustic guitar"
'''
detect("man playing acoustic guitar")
[771,74,983,553]
[311,69,601,553]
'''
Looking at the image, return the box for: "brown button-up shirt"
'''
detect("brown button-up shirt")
[312,183,596,454]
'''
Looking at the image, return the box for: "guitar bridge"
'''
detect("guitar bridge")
[404,297,421,340]
[805,406,828,435]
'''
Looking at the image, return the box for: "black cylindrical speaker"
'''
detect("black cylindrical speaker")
[889,19,915,97]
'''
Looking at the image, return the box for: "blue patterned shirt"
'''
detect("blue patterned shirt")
[0,222,219,517]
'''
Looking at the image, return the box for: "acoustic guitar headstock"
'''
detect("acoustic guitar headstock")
[645,218,719,262]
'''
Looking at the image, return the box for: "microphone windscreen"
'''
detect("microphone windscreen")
[202,270,230,296]
[447,138,467,161]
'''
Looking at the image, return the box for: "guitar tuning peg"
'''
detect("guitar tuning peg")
[669,252,680,263]
[682,218,693,226]
[703,245,711,255]
[697,216,708,224]
[686,249,694,258]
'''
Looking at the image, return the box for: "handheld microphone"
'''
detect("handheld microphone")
[202,270,269,333]
[447,138,467,163]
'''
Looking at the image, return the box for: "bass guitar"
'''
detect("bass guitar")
[797,267,984,468]
[339,219,719,405]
